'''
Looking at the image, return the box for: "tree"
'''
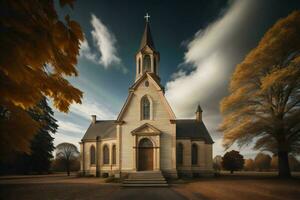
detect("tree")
[26,98,58,173]
[254,153,271,171]
[51,157,80,172]
[222,150,244,174]
[271,155,300,171]
[244,159,255,171]
[0,0,83,160]
[213,155,223,172]
[55,143,79,176]
[271,155,277,170]
[219,11,300,178]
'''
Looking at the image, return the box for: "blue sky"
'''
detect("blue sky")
[53,0,300,158]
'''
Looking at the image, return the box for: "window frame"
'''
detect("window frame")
[112,144,116,165]
[192,143,198,165]
[103,145,110,165]
[141,96,151,120]
[90,145,96,165]
[176,143,184,165]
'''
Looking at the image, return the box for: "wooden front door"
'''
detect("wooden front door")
[138,138,154,171]
[138,148,153,171]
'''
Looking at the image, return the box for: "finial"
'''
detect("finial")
[144,13,150,22]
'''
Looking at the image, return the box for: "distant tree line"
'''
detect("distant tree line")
[213,150,300,173]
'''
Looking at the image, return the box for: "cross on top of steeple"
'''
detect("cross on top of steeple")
[144,13,150,22]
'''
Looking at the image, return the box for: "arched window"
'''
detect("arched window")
[192,144,198,165]
[176,143,183,165]
[143,55,151,72]
[103,145,109,164]
[112,145,116,164]
[141,96,150,120]
[90,145,96,165]
[139,138,153,147]
[138,58,141,74]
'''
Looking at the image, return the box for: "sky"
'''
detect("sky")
[53,0,300,158]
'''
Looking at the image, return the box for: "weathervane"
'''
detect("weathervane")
[144,13,150,22]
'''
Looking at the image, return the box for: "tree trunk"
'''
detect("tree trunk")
[278,150,291,178]
[66,161,70,176]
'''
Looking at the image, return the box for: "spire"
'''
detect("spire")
[195,104,203,122]
[140,13,155,50]
[196,105,203,113]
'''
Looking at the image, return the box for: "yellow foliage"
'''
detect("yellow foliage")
[0,0,83,159]
[220,11,300,154]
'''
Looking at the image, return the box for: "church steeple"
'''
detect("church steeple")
[140,20,155,50]
[135,13,160,82]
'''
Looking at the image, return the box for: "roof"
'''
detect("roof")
[130,72,163,91]
[117,73,175,122]
[82,120,116,141]
[140,21,155,50]
[176,119,214,144]
[196,105,203,113]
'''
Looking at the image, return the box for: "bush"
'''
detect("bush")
[222,150,244,174]
[254,153,271,171]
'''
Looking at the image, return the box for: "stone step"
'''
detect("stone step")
[128,173,164,179]
[122,183,169,187]
[123,180,167,184]
[124,178,166,181]
[122,171,168,187]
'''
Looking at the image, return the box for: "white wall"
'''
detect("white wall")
[120,76,176,171]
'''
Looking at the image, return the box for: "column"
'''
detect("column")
[157,136,160,170]
[150,54,154,72]
[96,137,100,177]
[133,135,137,171]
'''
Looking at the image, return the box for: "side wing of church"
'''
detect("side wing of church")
[80,19,214,178]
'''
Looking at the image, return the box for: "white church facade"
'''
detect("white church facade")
[80,18,213,178]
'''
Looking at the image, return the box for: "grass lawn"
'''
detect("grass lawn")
[172,172,300,200]
[1,172,300,200]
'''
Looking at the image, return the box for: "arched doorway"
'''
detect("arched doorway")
[138,138,153,171]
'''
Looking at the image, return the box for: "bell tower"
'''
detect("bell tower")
[135,13,160,82]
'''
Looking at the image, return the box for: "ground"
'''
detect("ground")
[1,172,300,200]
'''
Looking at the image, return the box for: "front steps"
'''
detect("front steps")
[122,171,168,187]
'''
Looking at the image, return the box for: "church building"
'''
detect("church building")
[80,17,214,179]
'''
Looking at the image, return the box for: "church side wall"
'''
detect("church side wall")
[176,139,213,177]
[81,139,119,176]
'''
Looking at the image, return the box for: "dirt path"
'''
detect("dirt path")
[0,174,187,200]
[1,174,300,200]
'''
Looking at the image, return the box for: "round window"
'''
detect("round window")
[145,81,149,87]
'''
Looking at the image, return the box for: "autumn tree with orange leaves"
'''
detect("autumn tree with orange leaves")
[220,11,300,178]
[0,0,83,160]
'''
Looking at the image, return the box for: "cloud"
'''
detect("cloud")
[70,96,117,121]
[79,14,127,73]
[53,133,81,150]
[57,121,84,134]
[79,38,97,63]
[165,0,266,156]
[90,14,122,68]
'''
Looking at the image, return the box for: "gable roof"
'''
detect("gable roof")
[176,119,214,144]
[117,73,175,122]
[130,72,163,91]
[131,123,162,135]
[82,120,116,141]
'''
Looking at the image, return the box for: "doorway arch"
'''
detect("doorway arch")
[138,138,154,171]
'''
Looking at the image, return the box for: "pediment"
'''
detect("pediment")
[131,123,162,135]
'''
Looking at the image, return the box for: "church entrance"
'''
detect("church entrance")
[138,138,153,171]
